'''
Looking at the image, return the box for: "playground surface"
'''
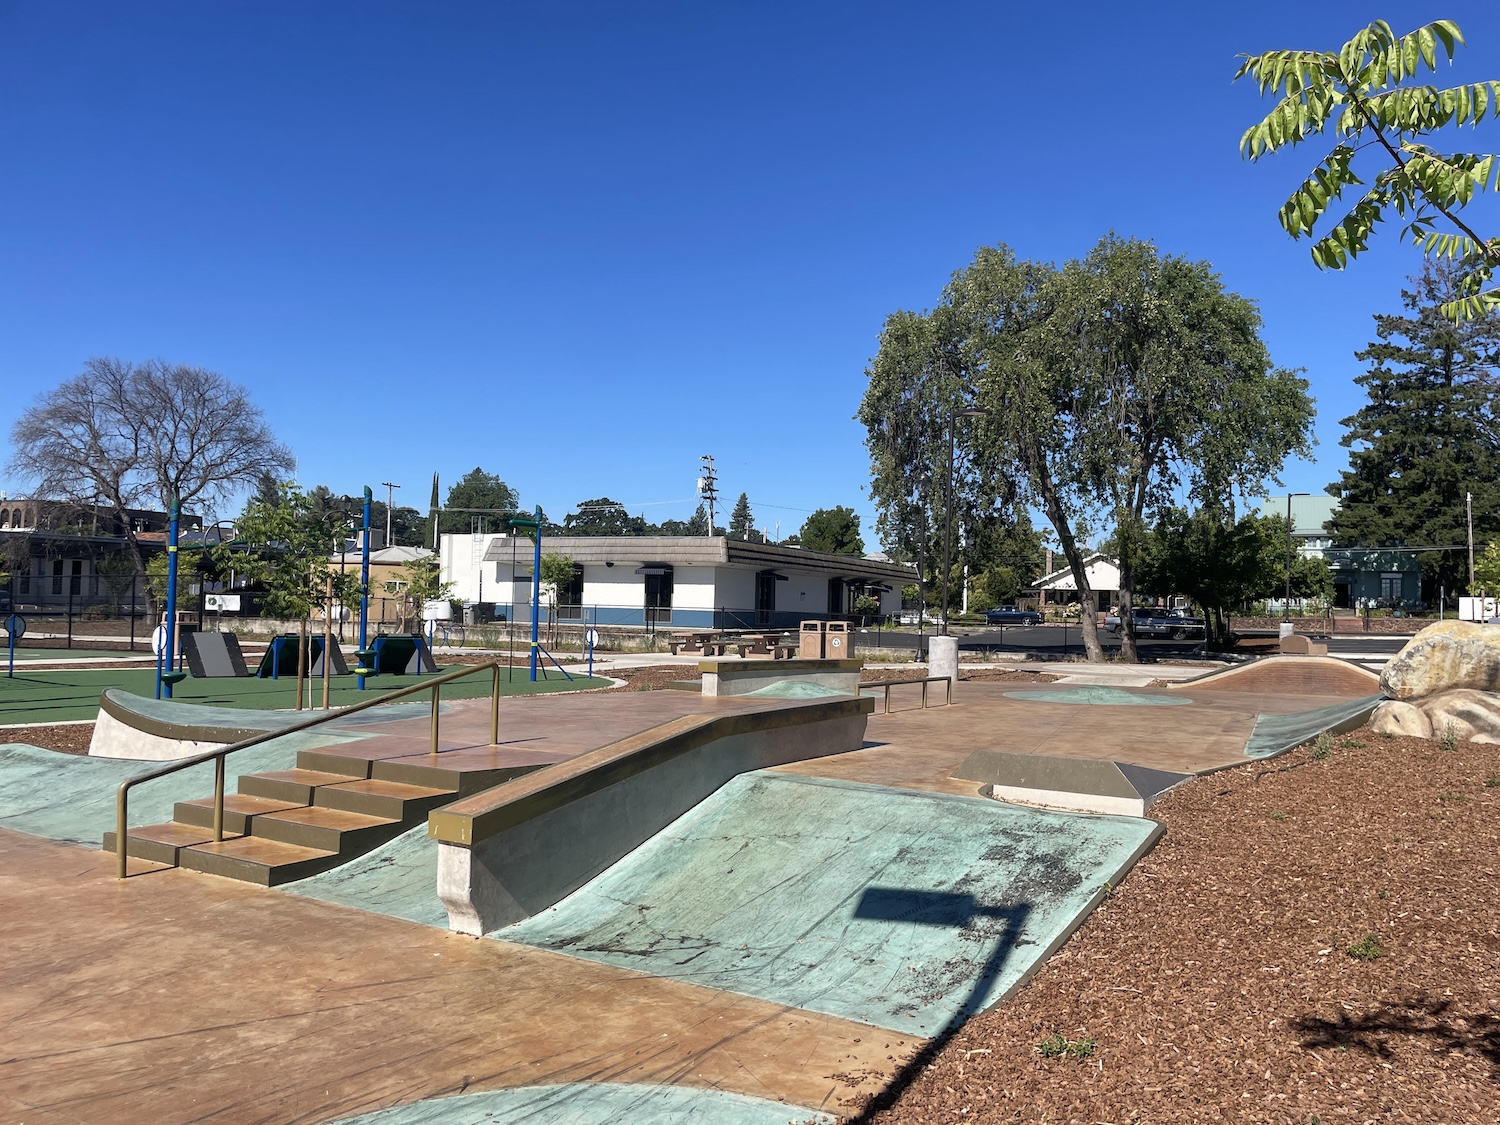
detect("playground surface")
[0,665,609,726]
[0,661,1388,1123]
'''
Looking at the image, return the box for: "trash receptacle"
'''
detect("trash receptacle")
[799,620,826,659]
[824,620,850,659]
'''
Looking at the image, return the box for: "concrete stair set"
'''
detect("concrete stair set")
[105,746,531,886]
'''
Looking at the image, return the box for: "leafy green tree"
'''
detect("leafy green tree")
[1138,507,1284,648]
[232,482,342,621]
[1236,19,1500,320]
[1474,539,1500,595]
[384,554,451,633]
[144,550,201,615]
[877,239,1312,661]
[799,507,865,555]
[1327,263,1500,600]
[438,468,519,536]
[658,503,711,537]
[539,554,576,603]
[561,497,650,536]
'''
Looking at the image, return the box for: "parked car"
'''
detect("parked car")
[984,605,1042,626]
[1104,606,1204,639]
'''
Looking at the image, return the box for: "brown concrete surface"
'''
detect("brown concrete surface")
[1165,655,1381,696]
[0,828,896,1125]
[775,681,1359,793]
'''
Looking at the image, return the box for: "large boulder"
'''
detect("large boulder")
[1379,621,1500,700]
[1368,699,1432,739]
[1369,689,1500,743]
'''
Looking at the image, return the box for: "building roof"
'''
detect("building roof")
[1258,495,1337,538]
[1030,553,1121,592]
[335,545,432,565]
[480,535,915,582]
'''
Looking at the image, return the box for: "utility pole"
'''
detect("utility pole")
[1468,491,1475,589]
[699,455,718,537]
[380,481,400,547]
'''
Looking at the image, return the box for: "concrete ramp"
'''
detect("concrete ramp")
[1169,655,1380,697]
[498,770,1160,1035]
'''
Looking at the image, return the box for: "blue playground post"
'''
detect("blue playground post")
[358,485,371,690]
[530,505,542,682]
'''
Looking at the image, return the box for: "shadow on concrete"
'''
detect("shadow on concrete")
[845,887,1032,1122]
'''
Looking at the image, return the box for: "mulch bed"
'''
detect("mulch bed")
[2,724,94,754]
[859,667,1061,685]
[843,728,1500,1123]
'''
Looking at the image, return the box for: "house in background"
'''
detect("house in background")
[1028,552,1121,615]
[1258,495,1423,609]
[439,535,913,629]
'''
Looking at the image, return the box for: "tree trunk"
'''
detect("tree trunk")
[296,617,308,711]
[1037,479,1104,662]
[1117,554,1139,664]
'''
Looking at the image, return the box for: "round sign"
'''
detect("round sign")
[151,624,169,656]
[3,614,24,638]
[586,628,600,647]
[828,634,845,653]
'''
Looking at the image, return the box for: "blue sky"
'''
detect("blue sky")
[3,3,1499,546]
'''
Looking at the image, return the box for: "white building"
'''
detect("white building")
[439,535,914,629]
[1029,552,1122,613]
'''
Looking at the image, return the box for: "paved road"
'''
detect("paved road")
[854,624,1413,667]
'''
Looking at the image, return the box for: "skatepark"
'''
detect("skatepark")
[0,649,1386,1123]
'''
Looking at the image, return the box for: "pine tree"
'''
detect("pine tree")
[728,493,757,541]
[1328,263,1500,600]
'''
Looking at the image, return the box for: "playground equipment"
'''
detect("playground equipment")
[182,631,250,678]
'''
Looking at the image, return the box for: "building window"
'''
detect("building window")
[557,565,584,621]
[641,566,673,625]
[1380,572,1404,601]
[52,559,64,595]
[70,560,83,596]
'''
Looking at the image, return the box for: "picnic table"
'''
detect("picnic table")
[667,630,728,656]
[732,633,799,659]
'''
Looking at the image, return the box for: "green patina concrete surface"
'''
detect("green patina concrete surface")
[0,734,358,845]
[0,667,610,725]
[287,823,447,926]
[1245,695,1383,758]
[500,770,1160,1035]
[1004,686,1191,707]
[327,1083,832,1124]
[744,679,850,699]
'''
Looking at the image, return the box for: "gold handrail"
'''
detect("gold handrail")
[863,675,954,714]
[115,660,508,879]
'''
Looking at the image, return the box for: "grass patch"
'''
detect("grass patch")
[1035,1033,1097,1060]
[1346,933,1384,961]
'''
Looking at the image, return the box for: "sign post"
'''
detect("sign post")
[3,614,24,678]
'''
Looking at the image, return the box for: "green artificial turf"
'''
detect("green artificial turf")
[0,667,610,726]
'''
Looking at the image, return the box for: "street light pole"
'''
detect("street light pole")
[943,408,990,636]
[1284,492,1308,622]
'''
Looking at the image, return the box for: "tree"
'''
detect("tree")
[658,503,711,537]
[385,555,451,634]
[1327,264,1500,600]
[727,493,762,541]
[799,507,865,555]
[233,482,340,621]
[8,358,293,573]
[868,240,1313,661]
[1138,507,1285,649]
[437,468,519,536]
[1474,539,1500,595]
[1236,19,1500,320]
[561,497,650,536]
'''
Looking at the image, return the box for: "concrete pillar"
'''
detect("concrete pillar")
[929,634,958,689]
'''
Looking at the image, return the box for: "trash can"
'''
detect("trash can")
[799,620,826,659]
[824,620,850,659]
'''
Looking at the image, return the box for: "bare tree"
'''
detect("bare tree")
[8,358,294,572]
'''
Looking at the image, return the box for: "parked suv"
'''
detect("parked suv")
[984,605,1042,626]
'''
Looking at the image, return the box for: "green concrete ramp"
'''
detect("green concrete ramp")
[498,770,1161,1034]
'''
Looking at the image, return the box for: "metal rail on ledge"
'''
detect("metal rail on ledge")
[114,660,507,879]
[864,675,954,714]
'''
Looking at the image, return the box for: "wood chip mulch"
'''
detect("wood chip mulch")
[843,728,1500,1123]
[2,724,94,754]
[860,667,1062,684]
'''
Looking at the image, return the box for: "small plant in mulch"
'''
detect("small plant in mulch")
[1340,738,1367,749]
[1035,1033,1097,1060]
[1440,721,1460,753]
[1346,932,1384,961]
[1377,888,1392,900]
[1439,790,1469,804]
[1306,731,1335,759]
[1269,810,1290,821]
[1485,773,1500,789]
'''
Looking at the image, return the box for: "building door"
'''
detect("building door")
[756,572,777,625]
[644,568,673,625]
[827,577,845,616]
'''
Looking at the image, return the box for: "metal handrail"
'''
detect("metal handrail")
[862,675,954,714]
[115,660,506,879]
